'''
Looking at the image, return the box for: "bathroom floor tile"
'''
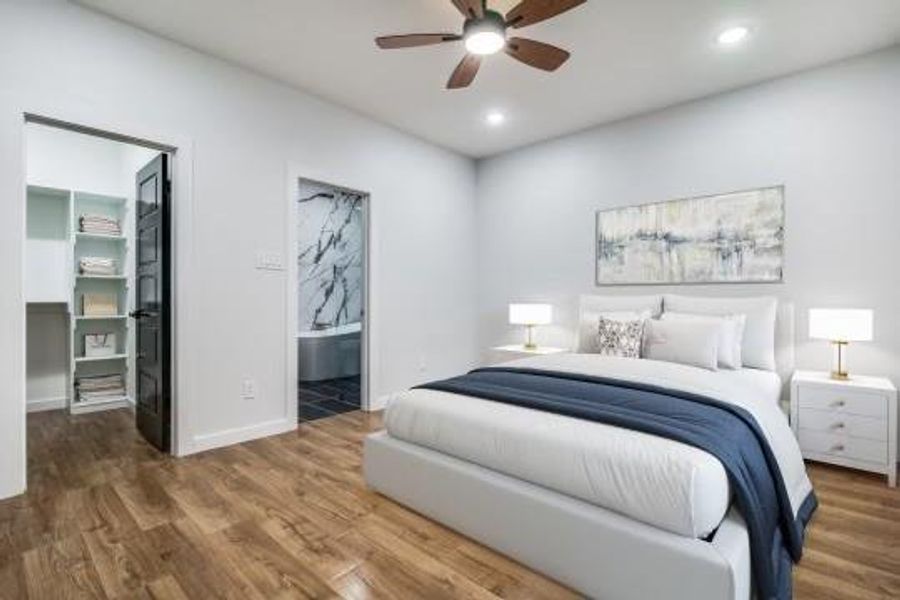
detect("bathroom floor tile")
[299,376,361,422]
[308,399,358,416]
[299,402,338,422]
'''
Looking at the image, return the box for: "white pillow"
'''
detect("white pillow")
[662,312,746,370]
[577,295,662,352]
[663,295,777,371]
[644,319,720,371]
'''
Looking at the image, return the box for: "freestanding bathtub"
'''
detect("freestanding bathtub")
[298,321,361,382]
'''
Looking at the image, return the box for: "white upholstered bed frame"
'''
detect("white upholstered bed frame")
[364,299,795,600]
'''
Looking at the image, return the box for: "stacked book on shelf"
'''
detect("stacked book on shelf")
[79,256,118,276]
[80,213,121,236]
[76,374,126,403]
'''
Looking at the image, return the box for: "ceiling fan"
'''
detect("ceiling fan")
[375,0,586,89]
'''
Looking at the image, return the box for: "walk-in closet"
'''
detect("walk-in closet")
[25,123,158,416]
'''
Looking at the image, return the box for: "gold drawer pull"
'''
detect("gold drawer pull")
[830,443,845,452]
[830,422,846,431]
[830,400,846,409]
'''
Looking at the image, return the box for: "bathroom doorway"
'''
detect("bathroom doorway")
[295,179,368,422]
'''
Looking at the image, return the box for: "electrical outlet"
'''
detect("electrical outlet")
[241,378,256,399]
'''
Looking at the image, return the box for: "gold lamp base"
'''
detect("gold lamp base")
[830,340,849,380]
[523,324,537,350]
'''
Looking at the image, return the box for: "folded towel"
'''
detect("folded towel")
[81,214,119,225]
[77,374,126,401]
[79,257,118,275]
[80,214,122,236]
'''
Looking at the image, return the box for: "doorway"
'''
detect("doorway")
[23,118,175,453]
[295,178,369,422]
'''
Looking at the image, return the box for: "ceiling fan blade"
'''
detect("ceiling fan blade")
[450,0,484,20]
[447,54,482,89]
[505,0,586,29]
[376,34,461,49]
[505,37,570,71]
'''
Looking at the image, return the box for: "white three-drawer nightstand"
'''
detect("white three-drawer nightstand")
[485,345,568,366]
[791,371,897,487]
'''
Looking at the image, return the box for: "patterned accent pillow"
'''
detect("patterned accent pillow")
[594,317,645,358]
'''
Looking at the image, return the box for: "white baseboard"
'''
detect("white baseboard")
[370,394,391,412]
[26,397,67,413]
[184,418,297,456]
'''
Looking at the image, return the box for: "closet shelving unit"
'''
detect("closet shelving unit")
[70,191,133,414]
[24,184,134,415]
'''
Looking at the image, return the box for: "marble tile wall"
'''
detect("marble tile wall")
[297,180,363,331]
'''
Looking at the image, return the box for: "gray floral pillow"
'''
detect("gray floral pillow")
[594,317,645,358]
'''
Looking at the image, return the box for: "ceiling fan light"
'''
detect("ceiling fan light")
[465,31,506,55]
[464,19,506,55]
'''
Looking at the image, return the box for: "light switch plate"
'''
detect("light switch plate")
[255,251,284,271]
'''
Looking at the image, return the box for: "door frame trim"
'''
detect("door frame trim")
[286,165,373,421]
[19,109,196,458]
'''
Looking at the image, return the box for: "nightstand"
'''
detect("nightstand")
[791,371,897,487]
[485,345,568,366]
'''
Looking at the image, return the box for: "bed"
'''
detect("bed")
[364,297,813,600]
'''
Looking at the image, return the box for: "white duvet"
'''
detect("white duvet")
[383,354,813,539]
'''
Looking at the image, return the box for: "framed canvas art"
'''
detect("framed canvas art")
[596,187,784,285]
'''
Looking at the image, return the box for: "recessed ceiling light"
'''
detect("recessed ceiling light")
[717,26,749,47]
[486,111,506,126]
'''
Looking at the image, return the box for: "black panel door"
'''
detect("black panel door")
[131,154,171,452]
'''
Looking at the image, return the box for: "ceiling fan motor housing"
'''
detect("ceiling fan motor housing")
[463,10,508,39]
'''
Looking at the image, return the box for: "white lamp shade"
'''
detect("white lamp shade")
[809,309,873,342]
[509,303,552,326]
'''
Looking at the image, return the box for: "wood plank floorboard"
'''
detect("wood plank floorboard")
[1,408,897,599]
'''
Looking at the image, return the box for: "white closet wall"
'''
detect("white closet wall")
[27,125,127,196]
[26,306,69,412]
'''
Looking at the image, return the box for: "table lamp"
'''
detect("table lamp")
[809,308,873,380]
[509,303,552,350]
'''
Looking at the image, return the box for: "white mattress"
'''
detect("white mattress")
[384,354,807,539]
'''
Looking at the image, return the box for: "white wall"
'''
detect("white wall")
[477,47,900,396]
[0,1,478,498]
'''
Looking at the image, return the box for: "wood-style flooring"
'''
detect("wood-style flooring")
[1,408,897,599]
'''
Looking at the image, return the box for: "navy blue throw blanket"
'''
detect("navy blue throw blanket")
[417,367,817,600]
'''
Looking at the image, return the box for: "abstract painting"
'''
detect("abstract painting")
[596,187,784,285]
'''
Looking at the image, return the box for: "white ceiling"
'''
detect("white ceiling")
[76,0,900,158]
